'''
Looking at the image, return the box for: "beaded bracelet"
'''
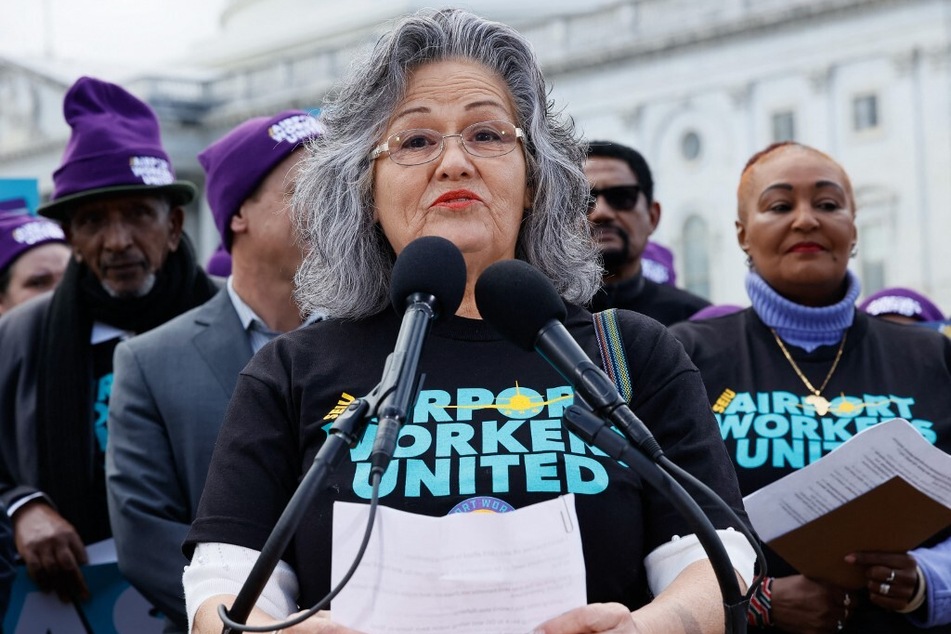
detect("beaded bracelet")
[747,576,774,627]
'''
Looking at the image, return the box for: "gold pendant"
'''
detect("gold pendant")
[805,393,831,416]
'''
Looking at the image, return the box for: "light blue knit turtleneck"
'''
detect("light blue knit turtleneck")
[746,270,861,352]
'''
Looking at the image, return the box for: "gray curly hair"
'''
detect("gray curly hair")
[292,8,600,319]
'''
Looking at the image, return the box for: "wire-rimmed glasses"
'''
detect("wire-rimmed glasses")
[370,120,525,166]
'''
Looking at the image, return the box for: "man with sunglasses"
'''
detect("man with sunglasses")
[585,140,710,325]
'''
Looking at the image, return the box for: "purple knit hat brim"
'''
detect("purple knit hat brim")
[37,181,196,222]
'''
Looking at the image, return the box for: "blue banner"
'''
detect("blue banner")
[0,179,40,215]
[3,562,164,634]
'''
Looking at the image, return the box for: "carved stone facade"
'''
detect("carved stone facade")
[1,0,949,309]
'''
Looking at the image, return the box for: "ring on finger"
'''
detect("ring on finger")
[880,582,891,595]
[886,569,896,582]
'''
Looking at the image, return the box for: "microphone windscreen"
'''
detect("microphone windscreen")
[475,259,567,351]
[389,236,467,318]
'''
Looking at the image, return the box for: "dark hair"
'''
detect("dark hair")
[586,140,655,204]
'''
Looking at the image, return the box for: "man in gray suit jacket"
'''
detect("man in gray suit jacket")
[105,110,323,633]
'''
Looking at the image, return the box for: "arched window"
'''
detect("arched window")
[682,215,710,298]
[680,130,702,161]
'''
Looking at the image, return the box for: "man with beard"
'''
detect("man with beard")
[0,76,217,604]
[585,140,709,325]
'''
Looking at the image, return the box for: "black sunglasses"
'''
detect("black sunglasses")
[588,185,641,212]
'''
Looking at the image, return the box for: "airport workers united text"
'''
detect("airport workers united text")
[713,388,937,470]
[324,384,615,500]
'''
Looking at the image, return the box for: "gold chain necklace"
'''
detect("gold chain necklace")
[770,329,847,416]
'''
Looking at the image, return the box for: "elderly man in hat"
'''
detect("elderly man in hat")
[0,199,71,315]
[105,110,321,632]
[585,140,710,325]
[0,76,217,603]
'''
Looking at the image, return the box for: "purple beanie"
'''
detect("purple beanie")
[0,201,67,273]
[205,244,233,277]
[198,110,322,252]
[859,287,944,323]
[37,76,196,221]
[642,241,676,286]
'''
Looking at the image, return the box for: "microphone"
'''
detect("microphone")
[476,261,758,634]
[474,259,663,460]
[225,238,464,631]
[369,236,466,476]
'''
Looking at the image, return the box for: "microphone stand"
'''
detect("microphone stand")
[562,405,750,634]
[222,307,436,631]
[221,395,377,631]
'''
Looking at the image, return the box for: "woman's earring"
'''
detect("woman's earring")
[850,244,858,258]
[744,251,753,269]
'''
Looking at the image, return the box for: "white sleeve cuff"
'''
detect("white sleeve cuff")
[7,491,52,518]
[644,528,756,596]
[183,542,299,632]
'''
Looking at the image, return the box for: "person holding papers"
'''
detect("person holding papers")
[183,9,754,634]
[671,141,951,633]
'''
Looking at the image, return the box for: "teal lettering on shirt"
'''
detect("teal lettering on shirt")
[564,454,609,494]
[721,391,938,472]
[93,373,113,452]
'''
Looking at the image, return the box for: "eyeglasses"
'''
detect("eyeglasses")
[370,120,525,166]
[588,185,642,213]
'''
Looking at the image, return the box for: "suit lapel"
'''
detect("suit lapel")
[191,289,253,397]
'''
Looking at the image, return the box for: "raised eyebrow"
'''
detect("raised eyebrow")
[390,106,430,127]
[464,99,509,114]
[390,99,511,128]
[758,183,793,203]
[815,180,847,195]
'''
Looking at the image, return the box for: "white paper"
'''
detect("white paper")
[330,494,586,634]
[743,418,951,542]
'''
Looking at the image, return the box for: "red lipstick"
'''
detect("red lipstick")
[787,242,824,254]
[431,189,483,209]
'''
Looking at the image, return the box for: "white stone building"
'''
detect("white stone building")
[542,0,951,310]
[1,0,949,310]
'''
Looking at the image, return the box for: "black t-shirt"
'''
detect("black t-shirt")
[187,304,746,611]
[672,308,951,633]
[589,273,710,327]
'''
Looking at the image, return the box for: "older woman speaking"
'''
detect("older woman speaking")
[672,142,951,633]
[184,9,751,634]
